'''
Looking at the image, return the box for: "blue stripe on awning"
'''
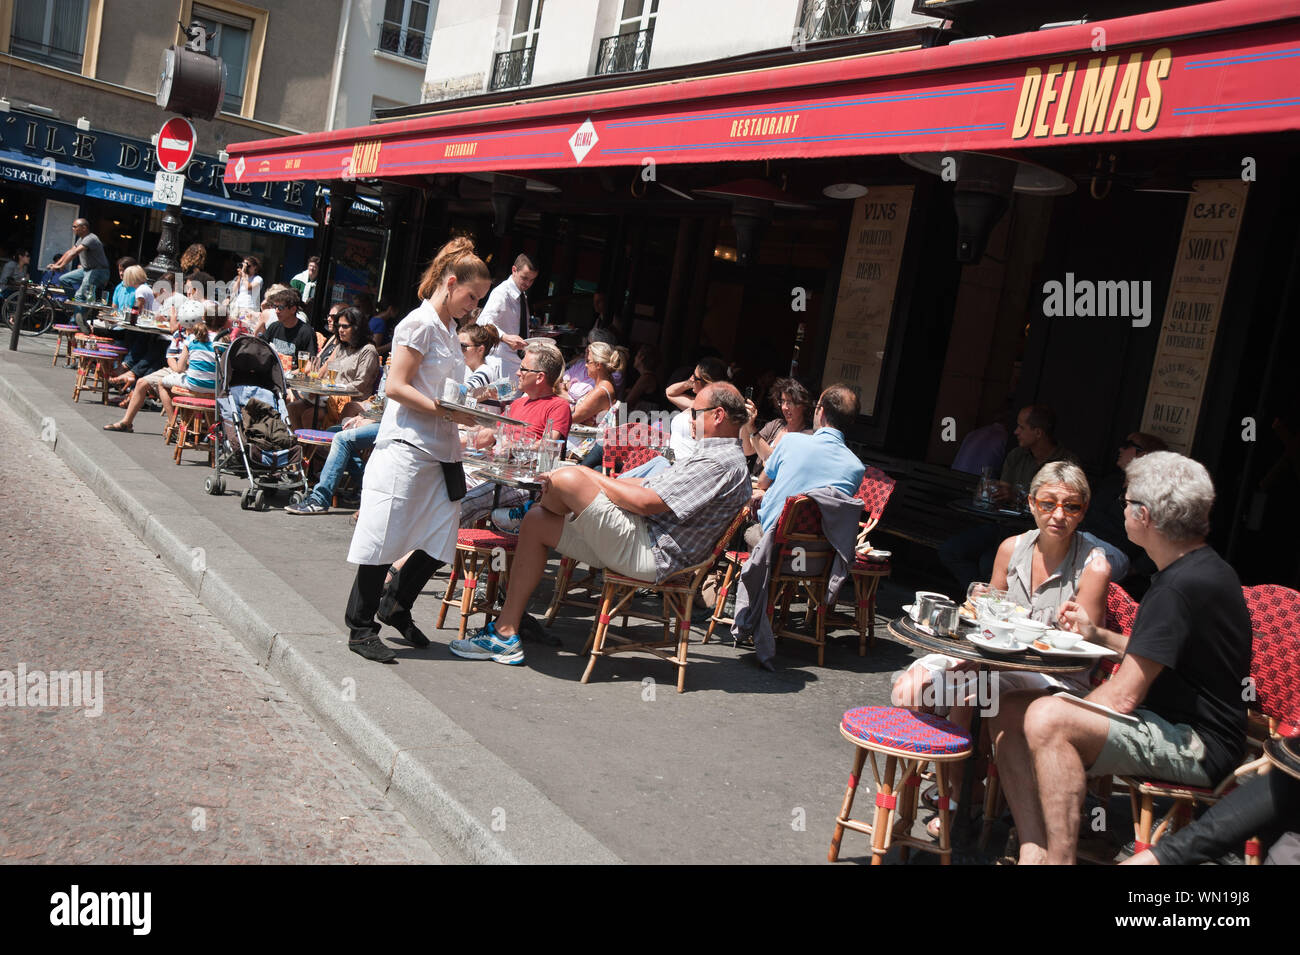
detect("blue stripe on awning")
[0,148,314,238]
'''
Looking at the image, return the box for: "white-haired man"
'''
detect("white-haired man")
[991,451,1252,864]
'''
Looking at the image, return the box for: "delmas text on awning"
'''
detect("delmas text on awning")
[225,0,1300,187]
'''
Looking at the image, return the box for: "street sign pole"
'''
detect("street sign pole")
[145,118,198,286]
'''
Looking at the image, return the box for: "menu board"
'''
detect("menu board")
[821,186,913,415]
[1140,180,1249,453]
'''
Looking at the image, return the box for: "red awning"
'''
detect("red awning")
[226,0,1300,185]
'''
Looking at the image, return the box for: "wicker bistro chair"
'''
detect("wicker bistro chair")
[842,467,898,654]
[294,428,335,475]
[71,347,118,404]
[543,427,666,626]
[829,706,974,865]
[437,529,518,640]
[1121,584,1300,861]
[580,504,750,693]
[705,494,837,664]
[171,395,217,466]
[53,323,80,367]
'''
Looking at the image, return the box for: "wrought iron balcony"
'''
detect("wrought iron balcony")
[797,0,894,41]
[596,28,653,75]
[490,46,536,91]
[377,20,430,61]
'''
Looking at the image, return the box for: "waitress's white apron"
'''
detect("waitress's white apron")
[347,440,460,566]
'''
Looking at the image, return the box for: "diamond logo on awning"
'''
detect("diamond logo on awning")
[233,156,246,181]
[568,119,598,164]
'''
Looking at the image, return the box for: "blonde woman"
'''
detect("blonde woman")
[567,340,625,426]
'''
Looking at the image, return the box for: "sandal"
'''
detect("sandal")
[103,421,133,433]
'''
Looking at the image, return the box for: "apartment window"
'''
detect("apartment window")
[797,0,894,42]
[191,4,252,115]
[510,0,544,53]
[379,0,430,61]
[597,0,656,75]
[10,0,89,72]
[490,0,543,90]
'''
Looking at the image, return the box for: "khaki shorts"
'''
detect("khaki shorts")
[556,492,659,581]
[1088,707,1214,786]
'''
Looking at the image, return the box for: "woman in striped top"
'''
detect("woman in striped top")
[460,323,501,392]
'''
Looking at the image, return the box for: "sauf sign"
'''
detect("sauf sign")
[1011,47,1172,141]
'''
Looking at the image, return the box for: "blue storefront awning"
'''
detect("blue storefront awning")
[0,148,315,238]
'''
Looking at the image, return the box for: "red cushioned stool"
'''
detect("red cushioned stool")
[71,348,117,404]
[52,324,81,367]
[171,395,216,465]
[829,706,973,865]
[437,529,517,639]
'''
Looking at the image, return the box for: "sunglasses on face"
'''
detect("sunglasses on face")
[1120,440,1147,454]
[1031,497,1084,516]
[690,405,721,421]
[275,303,295,311]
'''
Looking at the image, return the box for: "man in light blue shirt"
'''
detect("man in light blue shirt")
[747,384,865,548]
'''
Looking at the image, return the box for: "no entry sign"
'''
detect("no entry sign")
[155,116,197,173]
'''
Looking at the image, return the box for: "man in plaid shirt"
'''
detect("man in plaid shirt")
[451,382,752,666]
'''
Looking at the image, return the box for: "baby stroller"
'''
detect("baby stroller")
[205,334,309,511]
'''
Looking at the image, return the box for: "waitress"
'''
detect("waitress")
[344,237,492,662]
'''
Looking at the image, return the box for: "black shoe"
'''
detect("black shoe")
[349,637,397,663]
[518,613,562,647]
[377,600,431,647]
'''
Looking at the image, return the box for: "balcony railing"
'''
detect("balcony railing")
[377,20,430,61]
[797,0,894,41]
[490,46,536,91]
[596,27,653,75]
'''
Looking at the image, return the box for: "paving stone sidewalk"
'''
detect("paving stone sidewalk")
[0,398,439,864]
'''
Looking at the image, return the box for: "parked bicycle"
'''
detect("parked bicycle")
[1,270,90,337]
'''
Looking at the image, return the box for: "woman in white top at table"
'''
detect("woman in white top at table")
[891,461,1110,830]
[342,237,492,663]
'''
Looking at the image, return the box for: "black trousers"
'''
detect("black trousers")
[1151,769,1300,865]
[344,550,443,642]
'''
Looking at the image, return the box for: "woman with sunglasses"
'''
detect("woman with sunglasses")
[458,323,501,391]
[616,356,729,479]
[892,461,1110,833]
[288,305,379,430]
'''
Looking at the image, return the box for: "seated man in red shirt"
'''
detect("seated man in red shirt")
[461,341,571,529]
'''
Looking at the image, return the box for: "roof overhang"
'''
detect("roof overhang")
[225,0,1300,186]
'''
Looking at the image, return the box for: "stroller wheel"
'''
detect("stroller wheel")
[240,488,256,510]
[287,490,306,507]
[253,489,267,511]
[204,475,226,496]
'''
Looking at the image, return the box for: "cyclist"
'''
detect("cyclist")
[46,218,110,331]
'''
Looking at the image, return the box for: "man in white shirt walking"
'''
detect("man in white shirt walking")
[476,253,536,379]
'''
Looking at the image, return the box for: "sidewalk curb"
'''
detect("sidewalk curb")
[0,354,621,865]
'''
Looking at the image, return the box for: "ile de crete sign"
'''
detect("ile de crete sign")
[0,113,313,233]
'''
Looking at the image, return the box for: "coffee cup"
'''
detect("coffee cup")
[982,619,1018,648]
[1047,629,1083,650]
[911,591,948,623]
[1012,618,1049,647]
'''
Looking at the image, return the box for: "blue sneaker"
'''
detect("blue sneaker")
[490,500,533,534]
[449,622,525,665]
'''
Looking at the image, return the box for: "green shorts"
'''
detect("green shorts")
[1088,708,1214,787]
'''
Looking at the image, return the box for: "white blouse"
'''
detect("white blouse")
[376,298,466,461]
